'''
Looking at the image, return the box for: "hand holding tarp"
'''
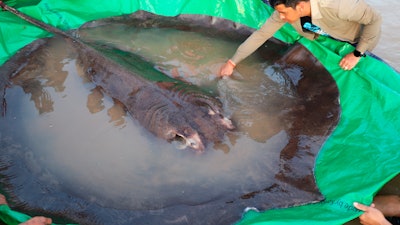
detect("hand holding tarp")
[354,202,392,225]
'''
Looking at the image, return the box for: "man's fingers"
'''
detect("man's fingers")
[20,216,52,225]
[0,194,7,205]
[35,216,52,224]
[44,217,52,224]
[354,202,370,211]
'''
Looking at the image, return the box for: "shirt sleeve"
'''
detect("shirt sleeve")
[230,11,285,65]
[338,0,382,53]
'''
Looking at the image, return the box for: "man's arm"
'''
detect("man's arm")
[231,11,285,64]
[339,0,382,53]
[219,11,285,76]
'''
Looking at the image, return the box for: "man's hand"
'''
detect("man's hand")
[354,202,392,225]
[0,194,7,205]
[340,52,361,71]
[19,216,52,225]
[219,60,236,77]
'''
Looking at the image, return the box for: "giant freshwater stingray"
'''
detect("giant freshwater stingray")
[0,2,234,152]
[0,5,340,225]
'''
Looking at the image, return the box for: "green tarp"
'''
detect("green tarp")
[0,0,399,224]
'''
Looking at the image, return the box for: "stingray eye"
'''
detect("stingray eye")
[166,130,178,140]
[174,133,185,142]
[87,67,96,75]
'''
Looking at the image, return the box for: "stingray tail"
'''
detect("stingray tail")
[0,1,72,39]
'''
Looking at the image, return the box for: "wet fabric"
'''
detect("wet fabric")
[0,0,399,225]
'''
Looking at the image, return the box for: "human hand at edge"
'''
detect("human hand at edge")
[0,194,7,205]
[19,216,52,225]
[219,60,235,77]
[339,52,361,71]
[354,202,392,225]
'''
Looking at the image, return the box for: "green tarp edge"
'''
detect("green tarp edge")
[0,205,33,225]
[0,0,399,225]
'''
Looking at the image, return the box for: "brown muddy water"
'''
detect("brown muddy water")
[0,13,340,225]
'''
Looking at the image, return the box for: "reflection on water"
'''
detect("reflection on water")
[0,14,339,225]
